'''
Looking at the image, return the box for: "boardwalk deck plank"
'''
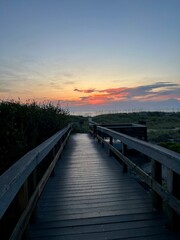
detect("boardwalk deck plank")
[29,134,179,239]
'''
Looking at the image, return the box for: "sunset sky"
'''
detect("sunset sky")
[0,0,180,114]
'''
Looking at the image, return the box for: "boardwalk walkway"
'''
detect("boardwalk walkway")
[29,134,179,239]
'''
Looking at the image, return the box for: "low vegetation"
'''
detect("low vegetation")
[70,115,89,133]
[92,111,180,153]
[1,105,179,175]
[93,112,180,129]
[159,142,180,154]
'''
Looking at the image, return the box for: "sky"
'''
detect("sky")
[0,0,180,114]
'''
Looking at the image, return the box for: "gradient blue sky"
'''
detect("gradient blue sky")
[0,0,180,113]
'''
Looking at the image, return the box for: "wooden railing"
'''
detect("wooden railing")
[89,121,180,228]
[0,124,72,239]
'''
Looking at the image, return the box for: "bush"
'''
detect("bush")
[159,142,180,154]
[0,100,69,174]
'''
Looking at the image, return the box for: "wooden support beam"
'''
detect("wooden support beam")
[151,160,162,211]
[16,181,29,239]
[109,136,113,156]
[29,169,38,224]
[166,170,180,229]
[50,147,56,177]
[122,143,128,172]
[93,125,96,139]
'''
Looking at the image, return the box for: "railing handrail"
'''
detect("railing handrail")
[89,119,98,126]
[0,124,72,219]
[97,126,180,174]
[91,122,180,225]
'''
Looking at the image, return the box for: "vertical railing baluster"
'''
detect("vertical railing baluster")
[109,136,113,156]
[96,128,100,143]
[102,135,104,148]
[166,170,180,228]
[122,143,128,172]
[30,168,38,224]
[50,147,56,177]
[151,160,162,211]
[93,125,96,139]
[16,181,29,239]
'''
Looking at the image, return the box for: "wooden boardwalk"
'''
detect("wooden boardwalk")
[29,134,179,240]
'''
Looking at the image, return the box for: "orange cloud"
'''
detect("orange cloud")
[49,82,180,108]
[72,82,180,104]
[81,94,114,105]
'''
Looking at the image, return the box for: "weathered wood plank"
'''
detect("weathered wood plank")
[30,212,164,229]
[30,219,167,237]
[29,134,179,240]
[97,134,180,216]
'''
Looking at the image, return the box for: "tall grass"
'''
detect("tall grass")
[0,100,70,174]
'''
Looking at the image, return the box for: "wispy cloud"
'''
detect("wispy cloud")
[128,82,180,101]
[40,81,180,114]
[99,87,127,94]
[49,82,62,89]
[63,81,76,85]
[0,58,78,95]
[0,87,11,93]
[70,82,180,106]
[74,88,96,93]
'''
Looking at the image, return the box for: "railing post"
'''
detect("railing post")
[30,169,38,224]
[122,143,128,172]
[0,181,29,239]
[58,139,62,159]
[101,136,104,148]
[151,160,162,211]
[98,130,101,143]
[93,125,96,139]
[166,170,180,229]
[16,181,29,239]
[109,136,113,156]
[50,147,56,177]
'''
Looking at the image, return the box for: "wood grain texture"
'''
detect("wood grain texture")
[29,134,179,240]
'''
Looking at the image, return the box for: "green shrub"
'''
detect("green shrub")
[0,100,69,174]
[159,142,180,153]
